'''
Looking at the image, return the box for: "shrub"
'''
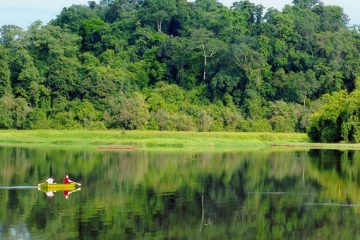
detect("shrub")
[111,93,150,130]
[222,108,245,131]
[151,109,174,130]
[50,99,103,129]
[150,109,197,131]
[307,91,348,142]
[24,108,50,129]
[12,98,31,129]
[197,111,212,132]
[243,119,272,132]
[172,113,197,131]
[268,101,303,132]
[0,101,13,129]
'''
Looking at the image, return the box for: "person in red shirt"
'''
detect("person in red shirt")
[63,175,73,184]
[63,175,76,199]
[63,175,81,199]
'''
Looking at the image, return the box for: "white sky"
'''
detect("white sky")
[0,0,359,29]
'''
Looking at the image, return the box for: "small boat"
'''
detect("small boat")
[38,183,77,191]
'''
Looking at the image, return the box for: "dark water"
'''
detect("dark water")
[1,146,360,239]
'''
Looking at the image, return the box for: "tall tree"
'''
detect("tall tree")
[292,0,319,9]
[0,25,23,48]
[139,0,177,33]
[191,29,224,81]
[231,0,264,25]
[0,46,11,97]
[314,4,349,31]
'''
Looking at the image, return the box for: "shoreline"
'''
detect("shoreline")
[0,130,359,151]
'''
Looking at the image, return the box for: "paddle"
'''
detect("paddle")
[72,181,82,187]
[38,182,46,187]
[72,188,81,193]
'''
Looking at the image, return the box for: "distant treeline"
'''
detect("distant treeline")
[0,0,359,140]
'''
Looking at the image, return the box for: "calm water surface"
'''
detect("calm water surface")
[1,146,360,239]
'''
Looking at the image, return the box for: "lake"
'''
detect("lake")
[1,146,360,239]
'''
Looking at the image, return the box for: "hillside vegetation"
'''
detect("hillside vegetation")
[0,0,359,141]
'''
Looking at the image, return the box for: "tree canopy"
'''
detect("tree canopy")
[0,0,358,138]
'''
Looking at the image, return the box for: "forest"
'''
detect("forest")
[0,0,359,142]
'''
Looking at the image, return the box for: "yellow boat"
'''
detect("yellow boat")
[38,183,77,191]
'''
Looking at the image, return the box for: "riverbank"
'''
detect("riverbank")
[0,130,358,151]
[0,130,304,151]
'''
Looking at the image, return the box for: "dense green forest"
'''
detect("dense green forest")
[0,0,359,139]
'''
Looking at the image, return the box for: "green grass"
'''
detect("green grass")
[0,130,358,151]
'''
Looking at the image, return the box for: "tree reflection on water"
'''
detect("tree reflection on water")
[0,147,360,239]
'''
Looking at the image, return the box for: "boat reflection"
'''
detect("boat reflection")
[38,187,81,199]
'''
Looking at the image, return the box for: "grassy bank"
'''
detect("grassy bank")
[0,130,358,151]
[0,130,308,151]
